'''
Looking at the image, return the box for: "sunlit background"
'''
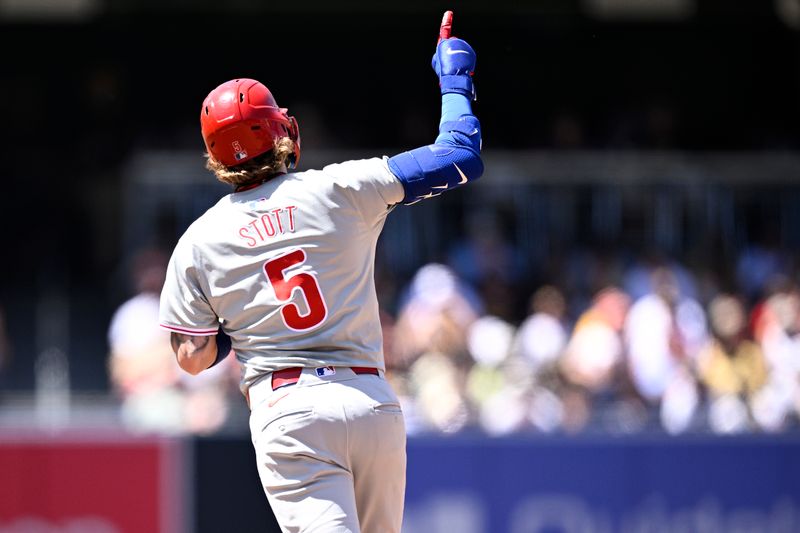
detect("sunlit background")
[1,1,800,532]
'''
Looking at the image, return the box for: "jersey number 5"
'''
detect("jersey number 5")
[264,249,328,331]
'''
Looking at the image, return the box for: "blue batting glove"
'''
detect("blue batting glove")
[432,38,476,100]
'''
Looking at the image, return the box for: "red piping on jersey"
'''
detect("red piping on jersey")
[160,323,218,335]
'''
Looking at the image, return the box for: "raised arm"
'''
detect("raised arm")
[388,10,484,205]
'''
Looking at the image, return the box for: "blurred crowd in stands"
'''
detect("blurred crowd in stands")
[385,259,799,437]
[107,235,800,438]
[106,247,240,436]
[385,235,800,437]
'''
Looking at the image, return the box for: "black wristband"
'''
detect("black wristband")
[208,330,232,369]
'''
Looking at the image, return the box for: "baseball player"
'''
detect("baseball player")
[159,10,482,532]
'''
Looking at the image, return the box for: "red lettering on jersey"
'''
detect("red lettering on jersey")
[239,227,257,247]
[237,205,299,245]
[261,214,276,237]
[248,220,264,240]
[271,208,284,233]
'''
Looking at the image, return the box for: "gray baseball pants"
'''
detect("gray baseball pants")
[248,367,406,533]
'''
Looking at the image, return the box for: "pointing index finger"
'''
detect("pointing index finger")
[438,10,453,44]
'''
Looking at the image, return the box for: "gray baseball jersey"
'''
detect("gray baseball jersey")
[159,156,404,394]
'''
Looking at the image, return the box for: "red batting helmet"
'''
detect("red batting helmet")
[200,78,300,168]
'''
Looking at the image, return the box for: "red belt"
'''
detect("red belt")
[272,367,379,390]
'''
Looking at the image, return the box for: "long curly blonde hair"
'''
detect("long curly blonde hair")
[205,137,297,188]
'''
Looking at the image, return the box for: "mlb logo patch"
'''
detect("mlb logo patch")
[315,366,336,377]
[232,141,248,161]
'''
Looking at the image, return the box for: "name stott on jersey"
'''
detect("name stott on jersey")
[159,157,405,393]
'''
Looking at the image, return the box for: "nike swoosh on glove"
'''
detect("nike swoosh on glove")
[432,38,477,99]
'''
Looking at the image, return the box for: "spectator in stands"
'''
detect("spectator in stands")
[392,263,483,366]
[695,293,769,433]
[107,246,237,435]
[623,247,700,303]
[483,285,567,434]
[623,266,708,432]
[446,207,526,322]
[465,315,521,435]
[561,286,629,395]
[749,281,800,432]
[512,285,570,377]
[391,263,483,434]
[559,286,646,433]
[107,247,183,433]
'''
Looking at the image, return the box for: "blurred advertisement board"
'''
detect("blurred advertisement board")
[403,435,800,533]
[0,434,186,533]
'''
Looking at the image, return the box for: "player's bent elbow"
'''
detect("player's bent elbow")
[177,352,209,375]
[446,145,484,184]
[174,335,218,375]
[389,143,484,205]
[467,151,485,181]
